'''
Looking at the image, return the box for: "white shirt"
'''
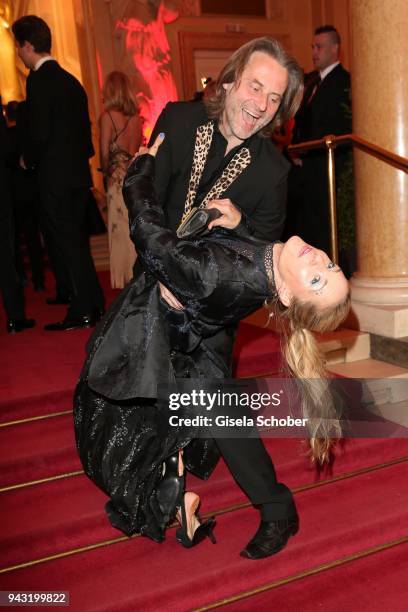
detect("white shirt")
[320,61,340,81]
[33,56,55,71]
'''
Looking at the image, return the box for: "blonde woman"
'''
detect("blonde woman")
[74,136,350,560]
[100,71,143,288]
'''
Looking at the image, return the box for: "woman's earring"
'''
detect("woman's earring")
[263,300,275,327]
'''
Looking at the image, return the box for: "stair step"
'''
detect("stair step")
[371,333,408,368]
[328,358,408,429]
[243,309,370,364]
[0,415,81,488]
[324,348,347,365]
[1,435,407,569]
[328,358,408,379]
[90,234,109,271]
[226,539,408,611]
[316,328,371,362]
[1,462,407,611]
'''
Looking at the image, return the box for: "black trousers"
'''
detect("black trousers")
[211,404,296,521]
[0,159,25,319]
[0,167,26,320]
[285,160,331,253]
[40,186,104,317]
[171,329,296,523]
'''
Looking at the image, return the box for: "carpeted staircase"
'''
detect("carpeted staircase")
[1,273,407,611]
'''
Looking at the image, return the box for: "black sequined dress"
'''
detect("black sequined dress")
[73,154,276,538]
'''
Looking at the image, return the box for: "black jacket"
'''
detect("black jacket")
[24,60,94,190]
[79,154,276,495]
[150,101,289,242]
[293,63,351,146]
[86,154,273,401]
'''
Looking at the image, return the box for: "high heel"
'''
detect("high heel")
[176,492,216,548]
[153,453,184,526]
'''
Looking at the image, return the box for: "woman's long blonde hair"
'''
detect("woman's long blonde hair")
[270,294,351,464]
[102,71,137,116]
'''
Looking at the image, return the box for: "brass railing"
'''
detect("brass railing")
[287,134,408,263]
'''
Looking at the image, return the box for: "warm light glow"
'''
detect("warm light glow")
[115,1,178,139]
[0,1,23,102]
[96,50,103,92]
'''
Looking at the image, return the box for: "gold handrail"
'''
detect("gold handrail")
[287,134,408,263]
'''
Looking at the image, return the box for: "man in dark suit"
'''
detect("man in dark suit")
[287,25,352,253]
[12,15,104,330]
[148,38,304,559]
[6,100,45,292]
[0,98,35,333]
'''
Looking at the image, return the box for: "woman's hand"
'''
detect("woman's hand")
[158,282,185,310]
[130,133,165,164]
[147,132,165,157]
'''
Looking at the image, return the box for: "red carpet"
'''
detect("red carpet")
[0,271,282,420]
[226,542,408,612]
[1,272,407,610]
[2,461,407,611]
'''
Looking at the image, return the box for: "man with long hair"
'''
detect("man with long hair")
[145,38,305,559]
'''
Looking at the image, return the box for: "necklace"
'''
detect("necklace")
[264,241,282,297]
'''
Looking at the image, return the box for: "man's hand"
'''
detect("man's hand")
[287,151,302,167]
[206,199,242,230]
[158,281,184,310]
[19,155,27,170]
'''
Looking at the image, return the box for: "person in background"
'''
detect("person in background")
[99,71,143,289]
[286,25,351,252]
[0,96,35,333]
[6,100,45,292]
[12,15,104,331]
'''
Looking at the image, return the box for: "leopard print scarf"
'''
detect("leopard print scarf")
[179,121,251,227]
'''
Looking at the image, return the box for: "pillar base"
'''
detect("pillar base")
[349,276,408,338]
[350,276,408,305]
[349,301,408,338]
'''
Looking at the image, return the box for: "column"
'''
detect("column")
[349,0,408,337]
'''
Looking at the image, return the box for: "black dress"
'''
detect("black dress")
[73,154,276,539]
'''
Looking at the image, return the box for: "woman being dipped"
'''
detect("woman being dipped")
[100,71,143,288]
[74,135,350,558]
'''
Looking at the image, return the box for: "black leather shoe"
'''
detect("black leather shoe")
[150,454,184,528]
[7,318,36,333]
[46,295,70,305]
[44,313,98,331]
[240,516,299,560]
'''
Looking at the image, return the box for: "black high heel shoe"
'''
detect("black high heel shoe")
[176,492,216,548]
[152,453,184,526]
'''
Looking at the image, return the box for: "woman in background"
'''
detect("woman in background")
[99,71,143,288]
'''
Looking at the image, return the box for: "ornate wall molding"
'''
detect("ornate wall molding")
[174,0,199,17]
[178,30,290,100]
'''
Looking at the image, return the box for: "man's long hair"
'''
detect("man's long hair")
[204,37,304,137]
